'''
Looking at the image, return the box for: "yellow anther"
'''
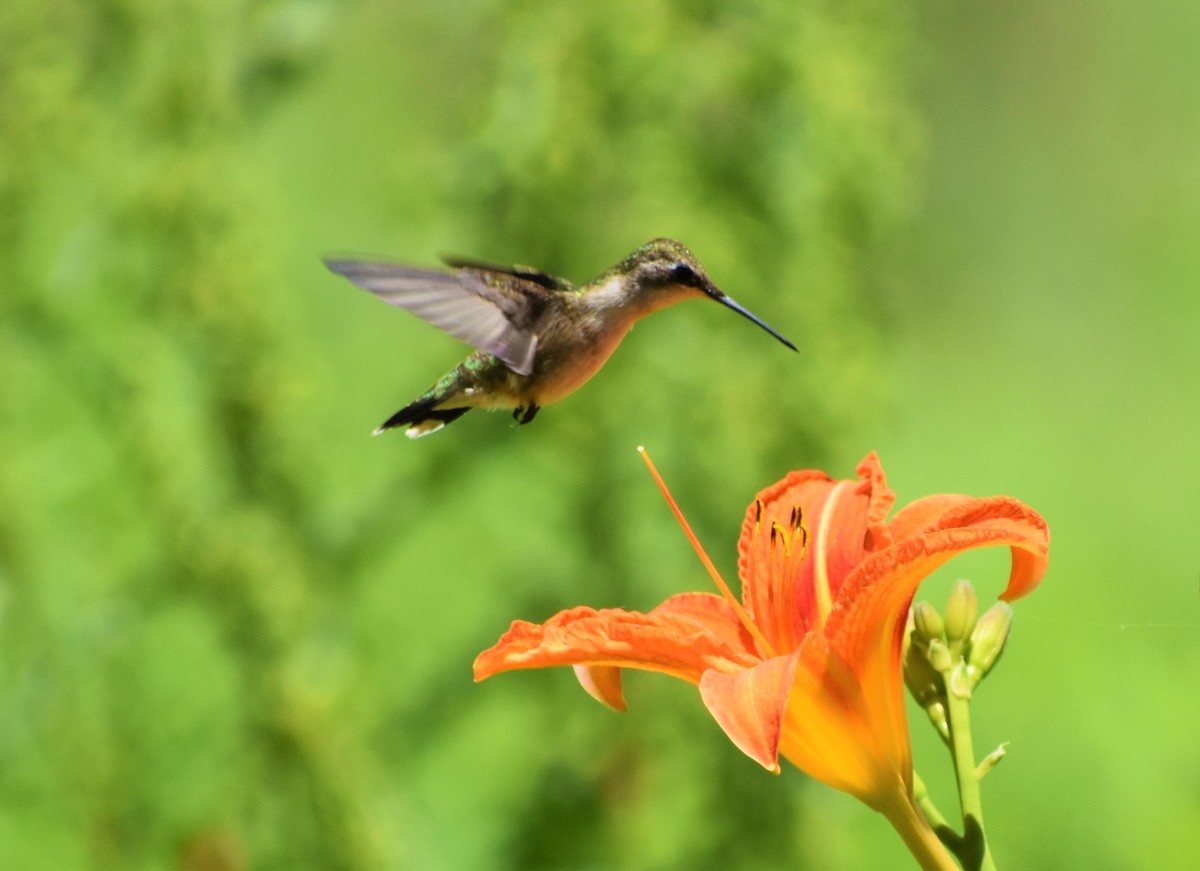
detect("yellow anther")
[770,521,792,558]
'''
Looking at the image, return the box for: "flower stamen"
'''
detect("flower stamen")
[638,447,778,659]
[770,521,792,557]
[793,506,809,550]
[765,506,809,562]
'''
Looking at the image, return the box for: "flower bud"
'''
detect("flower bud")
[926,699,950,742]
[944,580,979,645]
[904,641,943,705]
[911,600,945,645]
[926,637,954,674]
[904,638,950,743]
[966,602,1014,687]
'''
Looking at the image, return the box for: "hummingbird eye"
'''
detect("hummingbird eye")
[668,262,701,287]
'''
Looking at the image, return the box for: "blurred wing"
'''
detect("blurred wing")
[324,259,539,376]
[441,255,575,292]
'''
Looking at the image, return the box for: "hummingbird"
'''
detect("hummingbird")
[324,238,796,438]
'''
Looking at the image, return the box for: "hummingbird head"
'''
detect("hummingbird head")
[623,238,714,298]
[621,239,797,351]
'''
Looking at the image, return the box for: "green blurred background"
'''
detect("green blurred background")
[2,1,1197,869]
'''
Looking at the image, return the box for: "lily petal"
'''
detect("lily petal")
[778,636,909,807]
[737,454,897,649]
[698,651,801,773]
[649,592,761,652]
[474,597,760,687]
[574,665,626,711]
[569,593,765,712]
[829,497,1050,666]
[813,501,1050,804]
[934,497,1051,601]
[885,493,976,542]
[737,469,833,650]
[856,452,896,553]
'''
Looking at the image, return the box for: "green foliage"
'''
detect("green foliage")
[0,1,913,867]
[9,0,1196,870]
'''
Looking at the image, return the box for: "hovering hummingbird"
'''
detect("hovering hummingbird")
[324,238,796,438]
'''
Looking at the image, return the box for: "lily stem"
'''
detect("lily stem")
[944,664,996,871]
[881,792,961,871]
[912,771,952,832]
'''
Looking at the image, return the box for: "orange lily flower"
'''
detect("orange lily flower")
[474,452,1048,862]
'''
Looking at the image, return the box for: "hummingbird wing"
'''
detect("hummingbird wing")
[440,255,575,292]
[324,259,545,376]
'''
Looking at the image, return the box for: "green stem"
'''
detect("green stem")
[879,792,961,871]
[912,771,951,832]
[944,664,995,871]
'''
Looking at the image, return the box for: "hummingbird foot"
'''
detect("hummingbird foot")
[513,404,540,425]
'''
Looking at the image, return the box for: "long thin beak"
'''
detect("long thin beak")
[711,290,797,352]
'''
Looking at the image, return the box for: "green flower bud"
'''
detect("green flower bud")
[904,640,943,705]
[912,600,945,645]
[902,610,915,657]
[927,637,954,673]
[926,699,950,742]
[966,602,1014,687]
[944,580,979,645]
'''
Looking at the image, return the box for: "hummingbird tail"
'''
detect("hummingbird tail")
[374,396,470,439]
